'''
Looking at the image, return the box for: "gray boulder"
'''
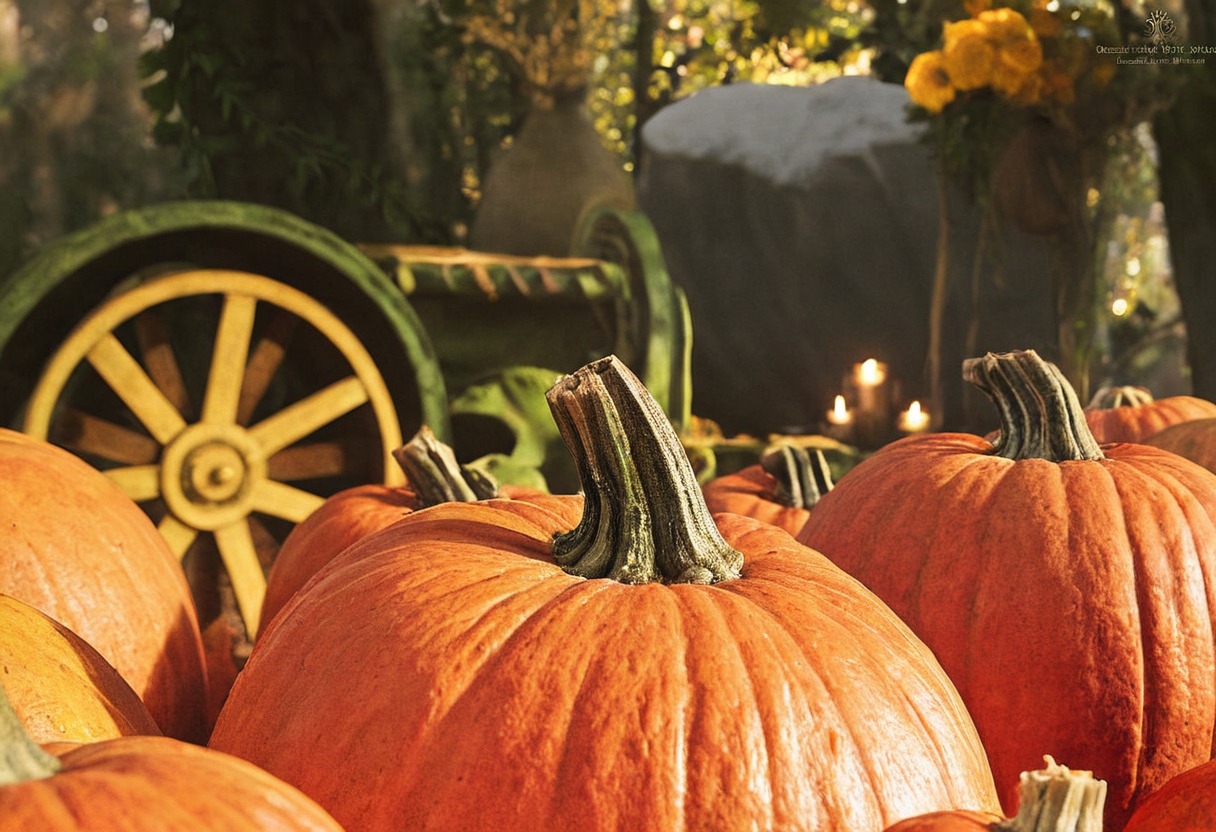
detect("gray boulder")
[636,76,1056,436]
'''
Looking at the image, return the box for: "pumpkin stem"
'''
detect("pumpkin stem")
[1087,385,1154,410]
[998,756,1106,832]
[391,426,498,507]
[759,444,834,509]
[547,356,744,584]
[0,684,61,786]
[963,350,1104,462]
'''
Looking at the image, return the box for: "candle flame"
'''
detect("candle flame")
[908,400,922,419]
[859,359,882,386]
[833,395,848,420]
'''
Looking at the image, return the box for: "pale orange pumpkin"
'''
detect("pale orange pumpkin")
[0,594,160,743]
[0,429,208,742]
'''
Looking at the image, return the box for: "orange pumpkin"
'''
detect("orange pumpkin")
[884,756,1106,831]
[0,594,160,743]
[1084,384,1216,443]
[259,426,553,634]
[0,429,207,742]
[799,350,1216,829]
[1143,417,1216,475]
[702,443,834,536]
[0,682,344,831]
[1124,756,1216,831]
[211,356,999,831]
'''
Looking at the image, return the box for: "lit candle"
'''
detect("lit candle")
[826,394,852,426]
[898,400,931,433]
[856,358,887,388]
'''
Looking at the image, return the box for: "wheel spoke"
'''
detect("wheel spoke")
[201,294,257,425]
[52,408,161,465]
[267,440,364,481]
[214,520,267,637]
[158,513,199,560]
[87,333,187,445]
[248,375,368,456]
[237,310,298,426]
[249,478,326,524]
[104,465,161,502]
[134,310,193,419]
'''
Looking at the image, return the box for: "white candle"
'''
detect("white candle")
[898,400,931,433]
[826,394,852,426]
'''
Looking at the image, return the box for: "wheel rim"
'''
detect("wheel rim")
[24,269,404,637]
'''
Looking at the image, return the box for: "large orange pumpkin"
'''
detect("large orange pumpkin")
[0,429,207,742]
[702,443,834,536]
[0,594,160,743]
[0,682,344,831]
[1123,756,1216,831]
[883,756,1106,832]
[1084,384,1216,443]
[210,356,999,831]
[799,350,1216,830]
[259,426,553,634]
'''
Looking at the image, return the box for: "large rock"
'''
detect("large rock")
[636,76,1056,435]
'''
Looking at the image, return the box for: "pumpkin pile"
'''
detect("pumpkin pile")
[14,346,1216,831]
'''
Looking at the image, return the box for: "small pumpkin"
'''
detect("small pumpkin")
[1124,756,1216,831]
[702,443,834,536]
[1084,385,1216,444]
[798,350,1216,830]
[0,594,160,743]
[259,426,554,634]
[1142,417,1216,476]
[0,429,207,743]
[0,680,344,831]
[211,356,999,831]
[884,756,1106,832]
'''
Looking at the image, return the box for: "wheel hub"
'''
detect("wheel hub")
[161,423,266,531]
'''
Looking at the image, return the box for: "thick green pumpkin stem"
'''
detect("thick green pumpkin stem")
[391,426,498,506]
[998,756,1106,832]
[963,350,1104,462]
[547,356,743,584]
[760,444,834,509]
[1087,385,1154,410]
[0,683,61,786]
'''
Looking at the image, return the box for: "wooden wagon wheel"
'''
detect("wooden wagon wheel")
[22,268,403,639]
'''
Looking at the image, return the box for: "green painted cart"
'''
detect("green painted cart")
[0,200,690,637]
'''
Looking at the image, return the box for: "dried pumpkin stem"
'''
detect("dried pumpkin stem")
[547,356,743,584]
[0,683,61,785]
[997,756,1106,832]
[759,444,834,509]
[1087,385,1154,410]
[391,426,498,507]
[963,350,1104,462]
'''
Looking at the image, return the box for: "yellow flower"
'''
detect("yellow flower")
[977,9,1044,75]
[942,20,998,90]
[905,50,957,113]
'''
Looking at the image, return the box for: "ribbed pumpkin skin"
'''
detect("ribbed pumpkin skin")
[212,499,1000,832]
[260,482,554,633]
[1124,757,1216,831]
[0,736,344,831]
[702,464,812,536]
[0,430,207,742]
[1085,395,1216,443]
[0,594,161,743]
[883,811,1002,831]
[798,434,1216,829]
[1144,417,1216,475]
